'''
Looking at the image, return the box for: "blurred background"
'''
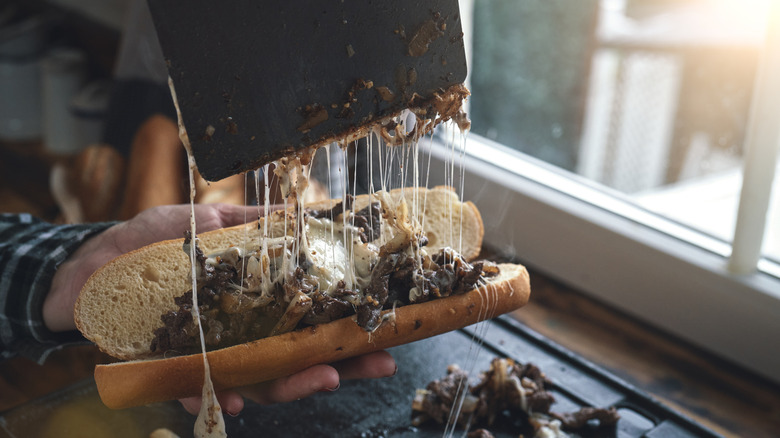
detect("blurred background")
[1,0,252,225]
[1,0,778,262]
[466,0,779,263]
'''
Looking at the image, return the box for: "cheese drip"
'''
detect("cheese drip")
[168,77,227,438]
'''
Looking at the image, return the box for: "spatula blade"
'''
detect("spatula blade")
[148,0,468,181]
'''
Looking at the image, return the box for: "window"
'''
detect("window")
[426,0,780,383]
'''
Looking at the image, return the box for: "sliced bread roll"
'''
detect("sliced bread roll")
[75,186,485,360]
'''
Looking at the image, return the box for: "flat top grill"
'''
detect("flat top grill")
[0,316,722,438]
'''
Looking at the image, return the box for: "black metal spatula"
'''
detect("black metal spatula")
[147,0,468,181]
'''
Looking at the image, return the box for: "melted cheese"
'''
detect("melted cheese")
[305,217,350,294]
[203,213,378,299]
[169,76,227,438]
[166,70,468,436]
[305,216,378,295]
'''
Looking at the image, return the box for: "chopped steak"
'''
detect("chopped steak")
[467,430,495,438]
[310,197,381,243]
[309,194,353,220]
[352,202,382,243]
[551,406,620,429]
[412,249,500,303]
[357,246,499,332]
[149,303,198,353]
[150,214,500,355]
[150,232,281,354]
[420,364,471,425]
[357,252,402,331]
[283,266,318,302]
[302,281,355,325]
[412,357,621,436]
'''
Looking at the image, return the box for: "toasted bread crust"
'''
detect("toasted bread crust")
[94,263,529,409]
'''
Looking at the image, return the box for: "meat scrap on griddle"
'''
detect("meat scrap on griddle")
[412,357,620,436]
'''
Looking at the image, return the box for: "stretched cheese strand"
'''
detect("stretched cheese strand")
[410,117,425,280]
[280,190,289,284]
[251,167,271,297]
[299,158,313,268]
[447,123,457,265]
[340,143,355,289]
[442,119,486,438]
[367,135,375,249]
[441,125,466,437]
[420,128,435,233]
[350,141,360,288]
[261,164,274,296]
[274,156,312,284]
[326,144,336,267]
[240,172,248,292]
[168,77,227,438]
[253,168,262,285]
[458,129,466,256]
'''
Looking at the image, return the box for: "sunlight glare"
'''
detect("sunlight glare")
[712,0,772,37]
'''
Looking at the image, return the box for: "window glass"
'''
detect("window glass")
[763,171,780,263]
[468,0,775,258]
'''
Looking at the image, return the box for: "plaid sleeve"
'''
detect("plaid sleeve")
[0,213,118,363]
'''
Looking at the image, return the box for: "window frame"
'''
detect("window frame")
[425,133,780,384]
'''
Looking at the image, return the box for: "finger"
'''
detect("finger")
[178,391,244,417]
[211,203,284,228]
[238,364,340,405]
[189,204,256,232]
[217,391,245,417]
[179,395,201,415]
[215,204,261,228]
[333,351,397,380]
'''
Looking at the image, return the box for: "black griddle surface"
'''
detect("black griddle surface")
[0,317,724,438]
[225,316,723,438]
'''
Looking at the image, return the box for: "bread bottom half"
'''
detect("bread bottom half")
[95,263,530,409]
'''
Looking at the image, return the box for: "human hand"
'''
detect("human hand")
[178,350,397,416]
[45,203,397,415]
[44,203,264,333]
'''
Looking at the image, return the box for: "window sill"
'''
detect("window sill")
[427,133,780,384]
[507,267,779,438]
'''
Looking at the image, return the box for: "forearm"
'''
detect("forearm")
[0,213,116,362]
